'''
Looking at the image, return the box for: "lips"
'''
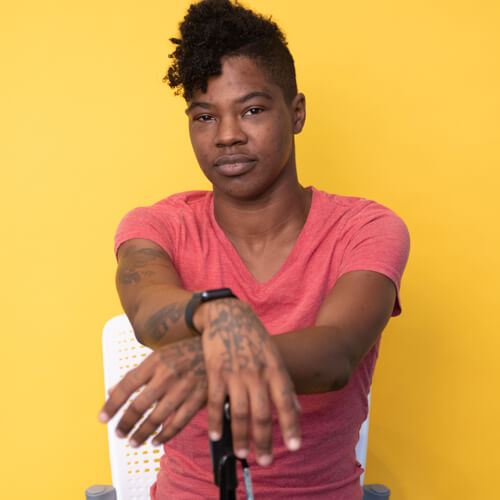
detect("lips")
[214,155,257,176]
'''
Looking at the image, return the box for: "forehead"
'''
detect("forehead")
[189,56,282,104]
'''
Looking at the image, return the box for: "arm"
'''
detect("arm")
[103,238,301,466]
[117,239,394,390]
[273,269,397,394]
[196,269,395,464]
[115,238,196,349]
[105,242,396,461]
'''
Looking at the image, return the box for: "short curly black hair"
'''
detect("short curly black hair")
[164,0,297,103]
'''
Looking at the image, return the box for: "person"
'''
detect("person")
[98,0,410,498]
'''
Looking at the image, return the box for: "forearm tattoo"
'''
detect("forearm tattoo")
[145,302,186,343]
[207,301,270,372]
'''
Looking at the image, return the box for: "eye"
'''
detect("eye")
[195,114,214,122]
[244,107,263,117]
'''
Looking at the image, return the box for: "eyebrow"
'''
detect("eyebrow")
[185,91,273,114]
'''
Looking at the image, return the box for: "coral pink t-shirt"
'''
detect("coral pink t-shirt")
[115,187,410,500]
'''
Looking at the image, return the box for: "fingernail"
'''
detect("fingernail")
[209,431,221,441]
[257,454,273,466]
[130,439,139,448]
[98,411,109,423]
[287,437,301,451]
[115,429,125,438]
[152,439,160,446]
[235,448,249,459]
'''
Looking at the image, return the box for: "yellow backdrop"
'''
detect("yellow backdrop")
[2,1,498,498]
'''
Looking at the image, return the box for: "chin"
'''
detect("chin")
[209,163,288,201]
[213,179,268,201]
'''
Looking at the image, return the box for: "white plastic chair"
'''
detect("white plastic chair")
[98,314,373,500]
[102,314,158,500]
[356,393,371,485]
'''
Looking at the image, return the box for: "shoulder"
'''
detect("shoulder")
[312,186,398,216]
[310,189,410,313]
[117,191,213,232]
[126,190,211,219]
[114,190,212,256]
[311,187,409,238]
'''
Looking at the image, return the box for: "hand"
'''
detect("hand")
[98,336,207,447]
[200,299,301,466]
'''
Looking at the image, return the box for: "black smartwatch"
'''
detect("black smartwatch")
[185,288,237,335]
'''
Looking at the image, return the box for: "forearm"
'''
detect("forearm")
[118,241,385,387]
[125,284,194,349]
[115,239,206,349]
[271,326,358,395]
[131,294,362,392]
[128,289,374,393]
[275,272,395,394]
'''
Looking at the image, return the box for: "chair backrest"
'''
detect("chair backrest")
[102,314,371,498]
[102,315,158,500]
[356,392,371,485]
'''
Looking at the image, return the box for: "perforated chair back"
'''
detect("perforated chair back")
[102,314,371,498]
[102,315,160,500]
[355,392,371,485]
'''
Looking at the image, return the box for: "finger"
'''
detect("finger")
[227,380,250,459]
[128,389,182,447]
[99,359,154,422]
[152,384,207,445]
[248,384,273,466]
[206,375,227,441]
[268,371,301,452]
[115,378,165,438]
[128,376,204,446]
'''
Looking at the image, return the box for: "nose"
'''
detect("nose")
[215,115,247,148]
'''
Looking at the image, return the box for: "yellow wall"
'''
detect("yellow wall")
[2,1,498,498]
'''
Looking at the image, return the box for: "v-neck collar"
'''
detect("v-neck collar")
[208,187,318,288]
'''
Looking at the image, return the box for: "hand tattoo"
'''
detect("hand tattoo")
[207,301,270,372]
[158,338,206,378]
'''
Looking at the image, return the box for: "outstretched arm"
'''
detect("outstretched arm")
[116,238,395,376]
[273,269,397,394]
[115,238,198,348]
[102,238,301,466]
[196,269,396,462]
[102,238,396,464]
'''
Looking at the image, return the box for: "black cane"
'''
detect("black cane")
[209,397,254,500]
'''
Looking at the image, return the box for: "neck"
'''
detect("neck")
[213,173,312,246]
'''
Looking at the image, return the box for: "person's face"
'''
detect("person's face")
[186,56,305,200]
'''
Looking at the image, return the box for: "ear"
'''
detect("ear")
[291,93,306,134]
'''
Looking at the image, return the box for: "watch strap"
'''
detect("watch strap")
[185,293,203,335]
[185,288,237,336]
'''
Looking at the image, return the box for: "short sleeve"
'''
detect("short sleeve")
[114,205,176,259]
[337,203,410,316]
